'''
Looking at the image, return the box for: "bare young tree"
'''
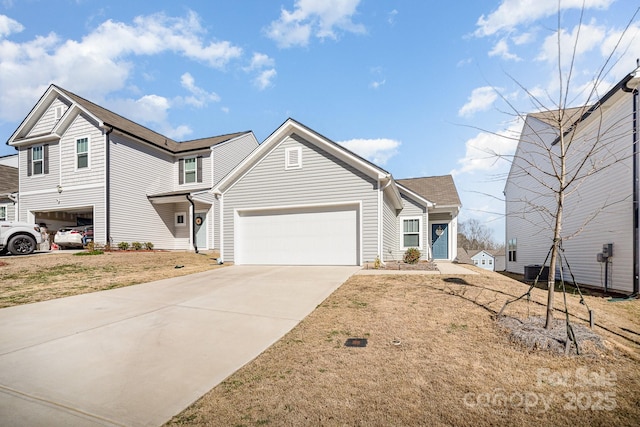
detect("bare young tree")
[458,219,497,251]
[501,5,639,330]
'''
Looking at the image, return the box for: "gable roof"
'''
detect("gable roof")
[0,164,18,195]
[396,175,461,207]
[213,118,404,209]
[8,85,251,155]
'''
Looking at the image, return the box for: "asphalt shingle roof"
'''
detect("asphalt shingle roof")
[54,85,250,154]
[0,164,18,195]
[396,175,461,207]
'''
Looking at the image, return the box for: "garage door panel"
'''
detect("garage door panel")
[236,206,358,265]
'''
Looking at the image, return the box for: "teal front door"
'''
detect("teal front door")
[432,223,448,259]
[195,212,207,249]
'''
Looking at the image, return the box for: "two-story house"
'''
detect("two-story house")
[504,66,640,294]
[6,85,258,251]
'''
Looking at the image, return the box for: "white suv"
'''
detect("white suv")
[0,221,43,255]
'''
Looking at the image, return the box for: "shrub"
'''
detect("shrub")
[403,248,421,264]
[144,242,154,250]
[373,256,382,269]
[85,241,96,252]
[118,241,130,250]
[131,241,143,251]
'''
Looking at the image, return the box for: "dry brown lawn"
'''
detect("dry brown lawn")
[166,269,640,426]
[2,254,638,425]
[0,250,223,308]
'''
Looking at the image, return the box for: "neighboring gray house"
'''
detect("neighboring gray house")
[0,154,18,168]
[471,250,495,271]
[504,66,640,294]
[0,164,18,221]
[6,85,258,250]
[212,118,461,265]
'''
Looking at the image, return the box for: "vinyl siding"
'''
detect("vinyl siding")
[505,94,635,293]
[389,194,427,261]
[19,142,60,194]
[213,133,258,185]
[27,98,70,137]
[382,196,397,261]
[60,114,105,187]
[109,133,185,249]
[222,134,379,263]
[174,151,211,191]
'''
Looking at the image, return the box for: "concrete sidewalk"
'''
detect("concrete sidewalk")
[0,265,359,427]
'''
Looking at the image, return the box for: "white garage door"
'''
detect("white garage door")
[236,204,359,265]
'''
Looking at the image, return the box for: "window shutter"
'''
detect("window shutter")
[178,158,184,185]
[197,156,203,183]
[43,144,49,174]
[27,147,32,176]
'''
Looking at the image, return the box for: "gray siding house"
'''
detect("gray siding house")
[0,164,18,222]
[504,66,640,294]
[212,118,461,265]
[6,85,258,250]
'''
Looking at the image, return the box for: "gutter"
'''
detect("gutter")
[623,66,639,295]
[105,126,113,245]
[186,194,198,253]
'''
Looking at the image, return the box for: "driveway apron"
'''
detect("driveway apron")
[0,265,359,427]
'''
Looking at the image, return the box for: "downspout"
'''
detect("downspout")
[379,176,394,265]
[623,71,639,295]
[186,194,198,253]
[105,126,113,245]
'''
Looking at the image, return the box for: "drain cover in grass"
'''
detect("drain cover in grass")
[344,338,368,347]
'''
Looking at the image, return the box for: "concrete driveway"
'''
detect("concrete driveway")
[0,265,359,426]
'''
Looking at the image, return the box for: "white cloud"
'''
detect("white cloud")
[599,21,640,81]
[0,14,22,37]
[451,120,522,176]
[370,79,386,89]
[254,68,277,90]
[0,11,242,122]
[536,21,605,63]
[244,52,277,90]
[110,95,193,140]
[474,0,613,37]
[266,0,365,48]
[338,138,400,166]
[488,39,520,61]
[245,52,275,71]
[179,72,220,107]
[458,86,500,118]
[388,9,398,26]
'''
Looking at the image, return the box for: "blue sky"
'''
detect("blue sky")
[1,0,639,243]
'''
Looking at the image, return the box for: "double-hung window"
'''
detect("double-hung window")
[184,158,196,183]
[0,206,6,221]
[27,144,49,176]
[179,157,202,184]
[32,145,44,175]
[508,238,517,262]
[76,137,89,169]
[402,217,421,249]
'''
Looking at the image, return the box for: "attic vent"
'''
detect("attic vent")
[55,106,64,120]
[285,147,302,169]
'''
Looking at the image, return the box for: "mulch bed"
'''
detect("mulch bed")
[497,315,606,356]
[363,261,439,271]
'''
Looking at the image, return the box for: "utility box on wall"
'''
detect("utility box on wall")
[602,243,613,258]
